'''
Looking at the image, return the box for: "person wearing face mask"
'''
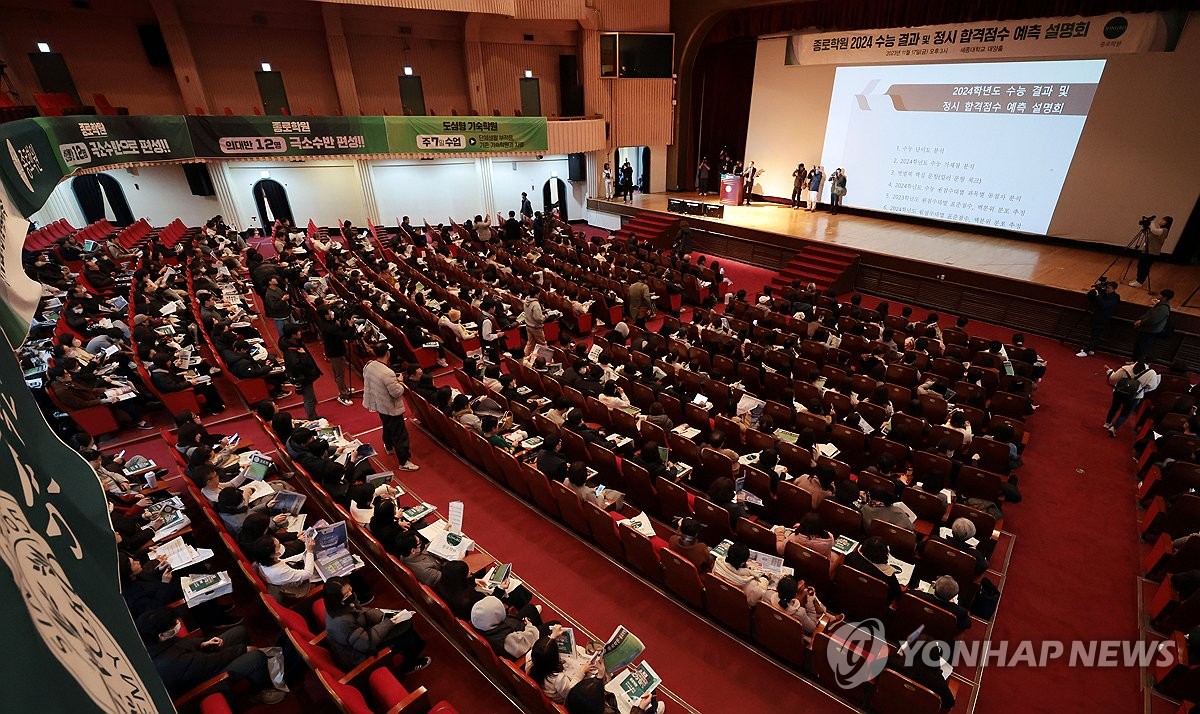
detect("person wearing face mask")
[253,533,319,600]
[136,608,286,704]
[321,577,430,675]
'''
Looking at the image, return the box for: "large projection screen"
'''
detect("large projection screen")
[819,60,1106,234]
[743,31,1200,252]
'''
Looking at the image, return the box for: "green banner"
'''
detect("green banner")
[0,114,551,216]
[0,116,192,217]
[0,324,174,712]
[187,115,389,158]
[386,116,548,153]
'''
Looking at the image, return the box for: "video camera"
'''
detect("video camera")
[1140,215,1156,229]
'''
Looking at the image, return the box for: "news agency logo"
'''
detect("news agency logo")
[1104,17,1129,40]
[826,618,889,688]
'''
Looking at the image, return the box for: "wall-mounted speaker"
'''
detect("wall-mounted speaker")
[182,163,215,197]
[568,153,586,182]
[137,23,172,67]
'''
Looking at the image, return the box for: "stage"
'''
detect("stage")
[590,192,1200,318]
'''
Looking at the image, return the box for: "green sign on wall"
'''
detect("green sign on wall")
[385,116,548,153]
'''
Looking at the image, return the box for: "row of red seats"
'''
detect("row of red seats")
[161,430,455,714]
[24,218,77,251]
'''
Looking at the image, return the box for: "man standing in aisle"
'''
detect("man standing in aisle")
[807,165,824,211]
[1076,279,1120,357]
[620,160,635,203]
[523,287,546,357]
[520,192,534,219]
[1132,289,1173,360]
[790,163,807,209]
[362,344,419,471]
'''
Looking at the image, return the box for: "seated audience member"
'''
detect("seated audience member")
[321,577,429,674]
[773,513,836,557]
[706,476,750,524]
[859,490,914,532]
[238,511,304,559]
[136,608,285,704]
[470,595,547,660]
[794,465,836,507]
[118,553,237,628]
[597,381,631,409]
[914,575,972,630]
[644,401,673,431]
[668,517,715,573]
[396,532,445,586]
[844,536,903,600]
[564,461,625,510]
[921,517,989,575]
[253,534,318,599]
[564,670,662,714]
[765,575,832,640]
[433,560,489,619]
[526,631,601,704]
[536,436,569,481]
[712,542,773,606]
[215,487,279,535]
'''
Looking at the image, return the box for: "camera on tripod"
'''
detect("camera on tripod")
[1140,215,1156,229]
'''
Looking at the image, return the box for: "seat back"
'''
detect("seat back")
[523,463,561,517]
[692,496,734,544]
[891,592,962,644]
[618,523,663,582]
[783,541,833,598]
[315,670,373,714]
[655,477,693,522]
[584,501,626,558]
[661,548,706,609]
[552,481,591,534]
[735,517,778,555]
[832,565,891,621]
[701,572,753,636]
[869,668,943,714]
[753,603,810,668]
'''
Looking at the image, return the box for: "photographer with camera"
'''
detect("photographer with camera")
[1130,215,1173,289]
[1076,278,1121,357]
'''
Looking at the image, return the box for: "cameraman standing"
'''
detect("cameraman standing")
[1077,279,1120,357]
[1130,215,1173,289]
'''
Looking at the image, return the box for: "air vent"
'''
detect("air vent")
[251,13,268,25]
[523,34,535,42]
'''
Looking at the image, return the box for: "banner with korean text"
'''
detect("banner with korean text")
[785,12,1171,66]
[385,116,548,153]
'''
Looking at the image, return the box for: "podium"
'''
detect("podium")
[719,174,744,206]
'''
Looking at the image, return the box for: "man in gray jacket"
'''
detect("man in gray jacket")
[1133,289,1173,360]
[361,344,419,470]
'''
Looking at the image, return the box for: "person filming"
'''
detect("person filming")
[1076,279,1120,357]
[1129,215,1172,289]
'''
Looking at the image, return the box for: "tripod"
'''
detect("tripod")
[1114,227,1153,294]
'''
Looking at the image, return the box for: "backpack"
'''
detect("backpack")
[1114,367,1149,398]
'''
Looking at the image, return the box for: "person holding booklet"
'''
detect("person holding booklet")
[321,577,430,675]
[667,518,715,573]
[526,630,603,704]
[253,533,320,600]
[772,513,836,558]
[215,487,285,535]
[565,677,661,714]
[712,542,774,606]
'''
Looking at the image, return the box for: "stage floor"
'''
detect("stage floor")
[595,192,1200,316]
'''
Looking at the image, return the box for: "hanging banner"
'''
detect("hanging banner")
[385,116,548,153]
[0,114,553,215]
[785,12,1171,66]
[0,116,192,217]
[187,115,389,158]
[0,180,174,711]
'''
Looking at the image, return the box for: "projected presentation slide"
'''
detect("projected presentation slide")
[820,59,1106,234]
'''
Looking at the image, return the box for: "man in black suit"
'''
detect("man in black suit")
[912,575,972,630]
[520,192,534,218]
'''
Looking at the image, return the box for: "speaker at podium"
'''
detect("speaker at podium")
[720,175,743,206]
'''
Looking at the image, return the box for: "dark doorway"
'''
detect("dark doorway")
[542,178,568,221]
[72,173,134,226]
[253,179,294,228]
[639,147,651,194]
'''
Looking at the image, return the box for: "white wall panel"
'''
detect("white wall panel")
[221,161,365,229]
[369,159,484,226]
